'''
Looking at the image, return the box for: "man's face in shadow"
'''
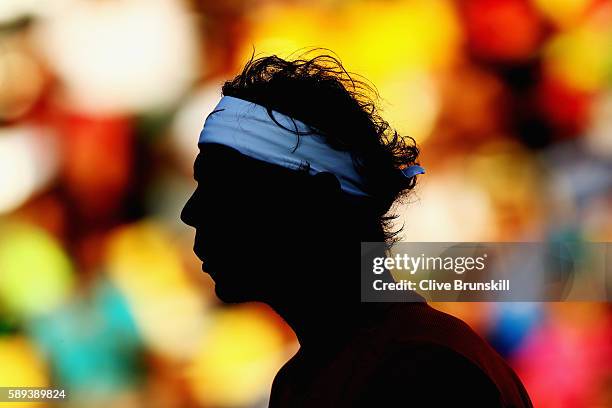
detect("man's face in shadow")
[181,143,334,303]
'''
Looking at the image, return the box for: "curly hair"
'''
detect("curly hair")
[221,51,421,243]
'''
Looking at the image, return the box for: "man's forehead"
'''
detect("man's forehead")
[194,144,243,175]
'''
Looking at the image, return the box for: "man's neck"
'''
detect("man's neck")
[269,293,394,351]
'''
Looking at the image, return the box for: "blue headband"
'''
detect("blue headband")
[198,96,424,196]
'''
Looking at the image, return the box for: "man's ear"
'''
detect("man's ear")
[311,172,341,195]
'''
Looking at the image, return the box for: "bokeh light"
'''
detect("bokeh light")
[0,336,48,408]
[0,126,58,214]
[533,0,594,27]
[188,305,290,407]
[0,35,45,121]
[34,0,200,114]
[0,222,73,318]
[28,278,142,402]
[105,222,210,360]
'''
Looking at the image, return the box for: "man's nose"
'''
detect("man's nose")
[181,193,197,227]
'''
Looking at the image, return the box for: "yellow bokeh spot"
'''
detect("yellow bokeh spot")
[243,0,461,76]
[0,222,73,318]
[188,306,288,407]
[533,0,593,27]
[341,0,461,76]
[0,336,48,408]
[106,221,191,295]
[544,26,612,91]
[375,71,440,141]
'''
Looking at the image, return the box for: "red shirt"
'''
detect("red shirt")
[269,302,533,407]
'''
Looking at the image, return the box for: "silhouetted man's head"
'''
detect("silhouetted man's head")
[181,53,421,304]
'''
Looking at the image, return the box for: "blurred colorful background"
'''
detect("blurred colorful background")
[0,0,611,407]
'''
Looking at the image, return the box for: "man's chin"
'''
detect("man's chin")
[213,281,255,304]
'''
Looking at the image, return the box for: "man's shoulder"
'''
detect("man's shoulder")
[380,303,502,353]
[354,341,503,407]
[360,303,533,407]
[379,303,516,373]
